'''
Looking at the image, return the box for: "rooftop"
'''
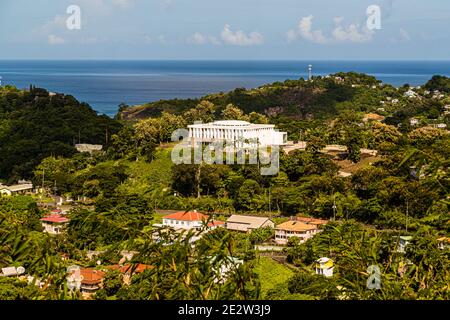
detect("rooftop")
[226,214,272,228]
[0,183,33,192]
[296,216,328,225]
[276,221,317,232]
[78,269,105,285]
[40,214,70,223]
[208,220,225,227]
[188,120,274,129]
[109,264,154,275]
[164,211,209,222]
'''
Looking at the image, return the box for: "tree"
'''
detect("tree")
[34,156,75,194]
[221,104,248,121]
[183,100,215,124]
[134,120,158,161]
[236,179,262,211]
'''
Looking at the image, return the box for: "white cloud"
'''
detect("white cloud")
[187,32,220,45]
[40,15,67,32]
[112,0,134,8]
[220,24,264,46]
[157,35,167,44]
[48,35,65,45]
[287,15,374,44]
[399,28,411,41]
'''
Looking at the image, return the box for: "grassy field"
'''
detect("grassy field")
[254,256,294,298]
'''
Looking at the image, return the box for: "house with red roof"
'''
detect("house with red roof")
[161,210,224,231]
[108,263,154,285]
[40,214,70,235]
[67,268,105,297]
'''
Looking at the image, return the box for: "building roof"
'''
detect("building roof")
[316,257,334,269]
[0,183,33,192]
[296,216,328,226]
[226,215,273,229]
[109,264,154,275]
[188,120,275,130]
[164,211,209,221]
[78,269,105,285]
[40,214,70,223]
[1,267,19,276]
[275,221,317,232]
[363,113,385,122]
[208,220,225,227]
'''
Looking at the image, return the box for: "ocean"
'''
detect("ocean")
[1,60,450,117]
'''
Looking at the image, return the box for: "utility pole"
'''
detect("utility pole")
[268,188,271,214]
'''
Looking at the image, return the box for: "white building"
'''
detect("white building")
[274,221,319,245]
[0,182,33,196]
[40,214,70,234]
[160,210,224,231]
[404,89,417,98]
[188,120,287,147]
[315,257,334,277]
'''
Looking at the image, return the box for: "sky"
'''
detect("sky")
[0,0,450,60]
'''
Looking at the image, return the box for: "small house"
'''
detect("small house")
[0,182,33,196]
[160,210,223,231]
[274,220,319,245]
[315,257,334,277]
[40,214,70,235]
[397,236,413,253]
[225,215,274,233]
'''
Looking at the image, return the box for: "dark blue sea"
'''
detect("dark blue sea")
[1,60,450,117]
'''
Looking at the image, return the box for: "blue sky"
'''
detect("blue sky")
[1,0,449,60]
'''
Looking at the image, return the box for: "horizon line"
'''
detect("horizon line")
[1,58,450,62]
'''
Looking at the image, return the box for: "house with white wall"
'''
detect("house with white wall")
[40,214,70,234]
[315,257,334,277]
[161,210,224,231]
[274,220,319,245]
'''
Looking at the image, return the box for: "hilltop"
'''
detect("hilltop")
[118,72,450,127]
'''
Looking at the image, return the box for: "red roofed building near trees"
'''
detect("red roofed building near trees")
[161,210,224,231]
[109,263,154,285]
[40,214,70,235]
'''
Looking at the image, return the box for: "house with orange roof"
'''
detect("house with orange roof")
[275,220,320,245]
[40,214,70,234]
[67,268,105,296]
[108,263,154,285]
[295,216,328,227]
[160,210,223,231]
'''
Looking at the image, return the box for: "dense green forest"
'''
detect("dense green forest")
[0,85,121,182]
[0,73,448,300]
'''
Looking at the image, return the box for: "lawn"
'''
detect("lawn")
[253,256,294,298]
